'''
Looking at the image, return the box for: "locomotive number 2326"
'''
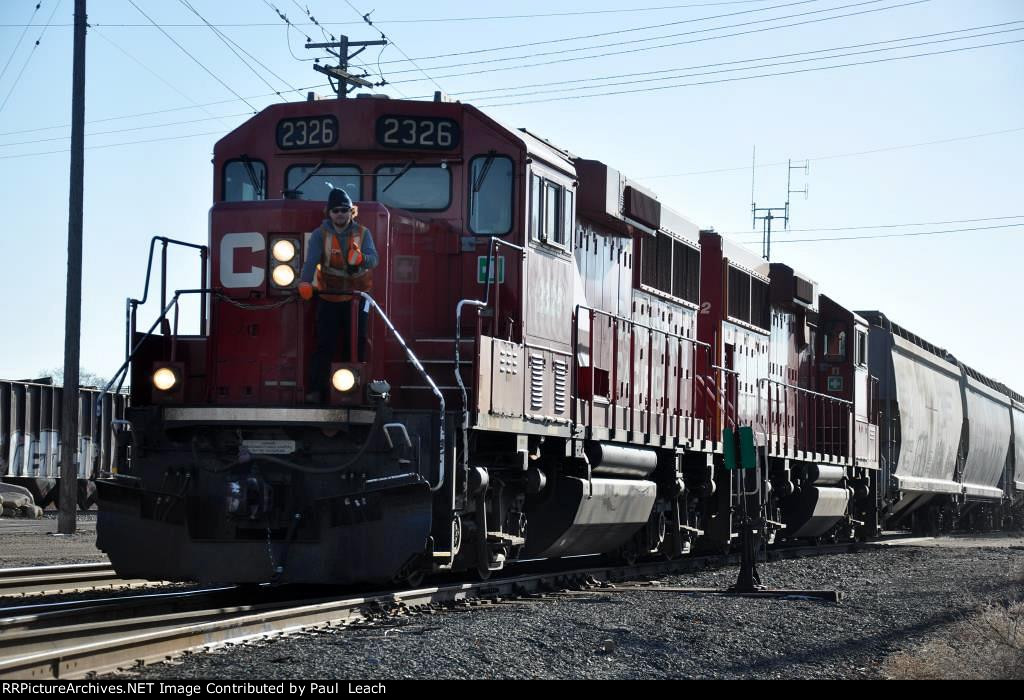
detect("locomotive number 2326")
[376,116,460,150]
[276,116,338,150]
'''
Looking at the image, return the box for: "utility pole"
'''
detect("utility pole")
[751,150,809,261]
[306,34,387,97]
[59,0,87,534]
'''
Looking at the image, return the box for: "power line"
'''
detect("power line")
[376,0,828,66]
[0,1,42,84]
[1,1,792,28]
[340,0,444,94]
[177,0,303,101]
[125,0,258,112]
[0,0,63,114]
[0,129,224,160]
[0,83,327,137]
[728,215,1024,237]
[0,111,253,147]
[481,37,1024,108]
[91,25,234,130]
[763,222,1024,243]
[259,0,317,62]
[641,126,1024,179]
[442,21,1023,101]
[473,26,1024,104]
[379,0,925,80]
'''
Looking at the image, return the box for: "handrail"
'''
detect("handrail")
[573,304,720,442]
[126,236,208,362]
[758,377,853,405]
[483,237,526,341]
[106,288,213,399]
[355,292,447,493]
[758,377,852,460]
[451,236,528,491]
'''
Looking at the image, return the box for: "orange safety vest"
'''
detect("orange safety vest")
[314,223,374,302]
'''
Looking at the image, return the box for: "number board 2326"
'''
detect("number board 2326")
[376,116,460,151]
[276,116,338,150]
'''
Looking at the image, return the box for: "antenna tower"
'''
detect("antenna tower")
[751,151,809,261]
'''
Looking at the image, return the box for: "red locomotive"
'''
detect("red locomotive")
[95,94,1022,585]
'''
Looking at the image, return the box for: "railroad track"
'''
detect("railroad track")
[0,563,173,598]
[0,540,877,680]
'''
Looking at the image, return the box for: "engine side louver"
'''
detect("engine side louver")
[529,353,545,412]
[553,359,568,414]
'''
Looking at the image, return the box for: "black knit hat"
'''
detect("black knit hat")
[327,188,353,211]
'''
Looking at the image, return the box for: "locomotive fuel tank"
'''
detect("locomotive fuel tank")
[524,476,657,558]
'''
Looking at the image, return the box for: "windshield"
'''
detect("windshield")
[470,155,513,235]
[375,165,451,211]
[223,159,266,201]
[286,165,361,201]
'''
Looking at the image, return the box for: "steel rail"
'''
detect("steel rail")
[0,541,872,680]
[0,563,169,598]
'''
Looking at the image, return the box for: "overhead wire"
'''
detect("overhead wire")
[0,1,42,84]
[378,0,927,80]
[0,129,225,160]
[125,0,258,112]
[91,25,234,129]
[0,111,253,147]
[480,37,1024,108]
[757,222,1024,243]
[283,0,384,93]
[0,0,63,114]
[259,0,317,62]
[471,26,1024,104]
[0,83,330,138]
[440,21,1023,101]
[1,1,798,28]
[641,126,1024,179]
[340,0,445,94]
[176,0,305,101]
[374,0,828,66]
[329,0,416,97]
[730,215,1024,239]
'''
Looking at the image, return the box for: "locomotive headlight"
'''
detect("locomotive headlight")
[153,367,178,391]
[271,264,296,287]
[331,368,357,393]
[272,239,296,263]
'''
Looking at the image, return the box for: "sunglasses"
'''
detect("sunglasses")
[329,207,351,214]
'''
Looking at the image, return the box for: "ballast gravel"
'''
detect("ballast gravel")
[104,544,1024,680]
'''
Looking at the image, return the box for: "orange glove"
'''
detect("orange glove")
[346,244,364,267]
[298,282,313,300]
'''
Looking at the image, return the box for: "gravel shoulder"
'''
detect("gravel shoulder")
[100,543,1023,680]
[0,512,107,567]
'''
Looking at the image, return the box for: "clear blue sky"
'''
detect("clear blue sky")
[1,0,1021,389]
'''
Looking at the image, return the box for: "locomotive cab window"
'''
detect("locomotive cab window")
[529,172,570,248]
[469,154,514,235]
[223,158,266,202]
[285,165,361,201]
[824,322,848,361]
[855,329,867,366]
[375,164,451,211]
